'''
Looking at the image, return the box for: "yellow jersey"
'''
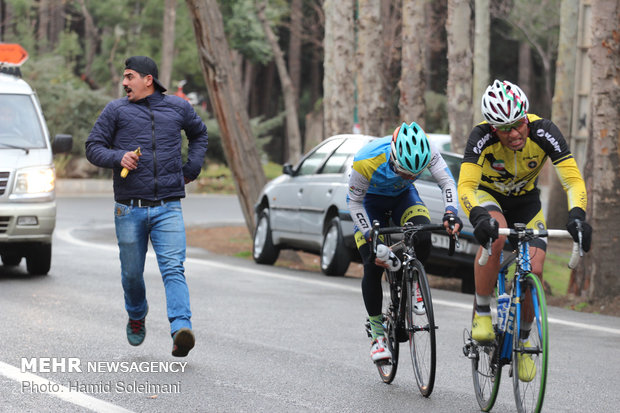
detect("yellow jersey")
[458,114,587,217]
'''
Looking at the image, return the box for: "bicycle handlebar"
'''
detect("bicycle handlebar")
[373,223,446,236]
[477,227,582,269]
[371,221,453,254]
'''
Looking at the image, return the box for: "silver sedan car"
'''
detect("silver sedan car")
[252,134,479,293]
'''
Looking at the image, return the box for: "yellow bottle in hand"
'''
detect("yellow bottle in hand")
[120,147,142,178]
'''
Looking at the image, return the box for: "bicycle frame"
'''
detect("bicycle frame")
[497,239,539,364]
[369,220,452,396]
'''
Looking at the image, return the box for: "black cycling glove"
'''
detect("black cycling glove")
[469,206,499,246]
[566,207,592,252]
[442,212,463,231]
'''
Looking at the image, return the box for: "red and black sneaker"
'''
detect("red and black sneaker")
[126,317,146,346]
[126,306,148,346]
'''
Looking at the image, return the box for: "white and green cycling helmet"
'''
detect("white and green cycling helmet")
[390,121,431,177]
[481,79,529,126]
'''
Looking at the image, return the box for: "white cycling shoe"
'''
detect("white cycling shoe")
[370,336,392,362]
[413,299,426,315]
[413,284,426,315]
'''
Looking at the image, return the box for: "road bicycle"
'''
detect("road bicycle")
[462,222,583,413]
[366,218,456,397]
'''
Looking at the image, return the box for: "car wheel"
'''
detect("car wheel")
[320,217,351,276]
[252,209,280,265]
[1,253,22,266]
[26,243,51,275]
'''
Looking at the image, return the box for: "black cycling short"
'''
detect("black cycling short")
[477,187,547,251]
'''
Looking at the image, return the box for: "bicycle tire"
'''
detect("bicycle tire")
[471,294,502,411]
[406,259,436,397]
[512,273,548,413]
[376,270,400,383]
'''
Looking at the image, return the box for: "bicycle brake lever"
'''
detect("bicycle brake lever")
[577,220,584,257]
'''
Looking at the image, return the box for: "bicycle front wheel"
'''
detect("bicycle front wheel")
[406,260,436,397]
[512,273,548,413]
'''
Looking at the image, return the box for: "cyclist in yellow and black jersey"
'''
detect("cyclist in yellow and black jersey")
[458,80,592,382]
[459,113,586,207]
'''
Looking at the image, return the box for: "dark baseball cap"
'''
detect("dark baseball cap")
[124,56,167,92]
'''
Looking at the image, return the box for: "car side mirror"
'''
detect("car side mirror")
[282,163,294,176]
[52,134,73,154]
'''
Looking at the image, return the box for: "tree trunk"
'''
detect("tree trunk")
[288,0,303,105]
[309,15,323,111]
[160,0,177,91]
[77,0,100,84]
[108,34,122,98]
[399,0,427,129]
[472,0,489,124]
[185,0,267,233]
[357,0,386,136]
[572,0,620,299]
[256,1,302,164]
[547,0,579,229]
[518,42,532,98]
[38,0,50,53]
[446,0,473,152]
[323,0,356,137]
[243,58,255,110]
[48,0,63,48]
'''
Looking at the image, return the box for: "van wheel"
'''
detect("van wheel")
[26,244,51,275]
[1,253,22,266]
[320,217,350,276]
[253,209,280,265]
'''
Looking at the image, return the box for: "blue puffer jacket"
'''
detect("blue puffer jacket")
[85,91,208,201]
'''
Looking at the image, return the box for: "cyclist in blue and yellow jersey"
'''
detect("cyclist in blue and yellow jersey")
[347,122,462,363]
[458,80,593,381]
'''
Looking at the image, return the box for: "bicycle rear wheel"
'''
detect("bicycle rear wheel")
[470,295,502,411]
[512,273,548,413]
[376,270,400,383]
[406,260,436,397]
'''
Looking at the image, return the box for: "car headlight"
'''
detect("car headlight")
[13,166,55,195]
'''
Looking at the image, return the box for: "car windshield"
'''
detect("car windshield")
[297,138,344,176]
[0,94,46,149]
[321,138,370,174]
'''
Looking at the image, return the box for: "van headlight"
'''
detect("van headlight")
[12,167,56,197]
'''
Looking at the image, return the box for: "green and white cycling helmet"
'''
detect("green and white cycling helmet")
[390,121,431,177]
[481,79,529,126]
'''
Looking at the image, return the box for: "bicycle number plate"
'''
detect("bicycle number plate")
[431,233,475,254]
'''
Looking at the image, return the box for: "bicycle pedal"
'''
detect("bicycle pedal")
[375,358,392,366]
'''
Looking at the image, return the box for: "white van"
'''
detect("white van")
[0,65,72,275]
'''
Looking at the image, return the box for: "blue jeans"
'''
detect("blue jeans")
[114,200,191,334]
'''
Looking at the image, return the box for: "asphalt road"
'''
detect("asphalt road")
[1,194,619,412]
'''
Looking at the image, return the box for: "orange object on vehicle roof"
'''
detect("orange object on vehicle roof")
[0,43,29,66]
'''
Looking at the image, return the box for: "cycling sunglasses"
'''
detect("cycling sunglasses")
[390,159,422,180]
[494,117,527,132]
